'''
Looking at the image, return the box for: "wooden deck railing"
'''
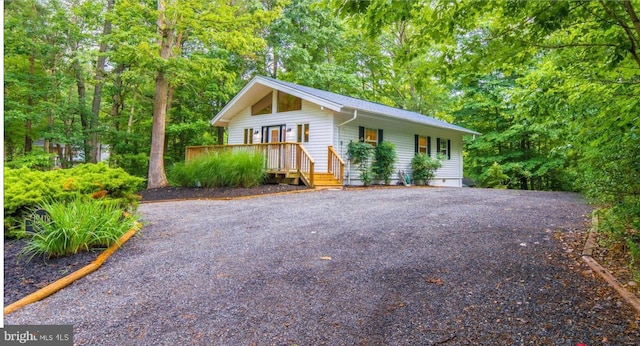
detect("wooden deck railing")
[185,143,315,187]
[327,146,345,185]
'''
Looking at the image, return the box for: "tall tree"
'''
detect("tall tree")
[89,0,116,163]
[147,0,174,188]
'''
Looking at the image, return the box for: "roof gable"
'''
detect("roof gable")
[211,76,480,135]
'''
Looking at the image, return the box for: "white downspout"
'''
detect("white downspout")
[337,110,358,185]
[338,109,358,127]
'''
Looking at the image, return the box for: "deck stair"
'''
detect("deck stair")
[313,173,342,188]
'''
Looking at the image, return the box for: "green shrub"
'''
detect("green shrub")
[347,141,374,186]
[168,150,265,188]
[5,149,56,171]
[483,162,510,189]
[4,163,144,237]
[372,140,397,185]
[20,197,139,260]
[107,153,150,178]
[411,153,443,185]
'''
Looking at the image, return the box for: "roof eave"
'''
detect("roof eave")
[256,77,343,112]
[210,76,344,126]
[348,108,481,136]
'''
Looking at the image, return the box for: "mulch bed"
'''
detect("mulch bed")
[4,184,310,306]
[138,184,309,202]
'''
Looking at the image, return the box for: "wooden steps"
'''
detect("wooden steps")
[313,173,342,187]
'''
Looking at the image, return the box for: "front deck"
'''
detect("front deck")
[185,143,344,188]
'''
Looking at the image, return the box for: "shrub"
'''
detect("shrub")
[4,163,144,237]
[347,141,374,186]
[411,153,443,185]
[168,150,265,188]
[5,149,56,171]
[372,140,397,185]
[483,162,510,189]
[20,197,139,260]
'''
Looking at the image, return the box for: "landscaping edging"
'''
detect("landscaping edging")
[581,216,640,313]
[3,224,140,316]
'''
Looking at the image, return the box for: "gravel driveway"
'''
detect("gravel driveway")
[5,188,640,345]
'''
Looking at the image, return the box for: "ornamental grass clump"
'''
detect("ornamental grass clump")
[169,150,265,188]
[20,197,139,260]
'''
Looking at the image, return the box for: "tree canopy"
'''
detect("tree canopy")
[4,0,639,220]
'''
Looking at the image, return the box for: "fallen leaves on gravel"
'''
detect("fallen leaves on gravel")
[428,278,444,285]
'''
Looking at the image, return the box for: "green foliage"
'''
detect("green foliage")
[168,151,265,188]
[372,140,397,185]
[411,153,443,185]
[483,162,510,189]
[4,163,144,237]
[595,200,640,283]
[107,153,150,178]
[4,149,56,171]
[347,141,374,186]
[20,197,139,260]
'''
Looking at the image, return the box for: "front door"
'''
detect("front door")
[262,125,285,171]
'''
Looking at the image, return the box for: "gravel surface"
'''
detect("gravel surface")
[5,187,640,345]
[4,184,309,305]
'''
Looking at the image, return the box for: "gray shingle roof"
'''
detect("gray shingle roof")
[259,76,479,135]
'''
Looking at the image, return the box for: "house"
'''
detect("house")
[193,76,479,187]
[32,139,110,167]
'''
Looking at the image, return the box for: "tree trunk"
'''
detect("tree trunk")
[25,54,36,154]
[73,57,90,163]
[89,0,115,163]
[110,64,125,132]
[147,2,173,189]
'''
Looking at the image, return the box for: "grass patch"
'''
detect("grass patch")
[169,151,265,188]
[20,197,139,260]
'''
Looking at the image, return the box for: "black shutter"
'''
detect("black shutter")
[358,126,365,142]
[280,125,286,141]
[427,136,431,157]
[447,139,451,160]
[261,126,267,143]
[378,129,383,144]
[436,137,440,156]
[414,135,419,154]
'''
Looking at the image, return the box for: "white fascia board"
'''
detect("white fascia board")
[211,76,344,126]
[210,77,262,125]
[257,77,343,112]
[353,110,481,136]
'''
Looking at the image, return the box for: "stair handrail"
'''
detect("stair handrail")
[327,146,344,185]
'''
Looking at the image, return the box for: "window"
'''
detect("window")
[415,135,431,155]
[297,123,309,143]
[437,137,451,159]
[243,128,254,144]
[251,92,272,115]
[359,126,382,147]
[277,91,302,112]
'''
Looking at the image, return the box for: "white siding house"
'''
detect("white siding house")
[210,76,479,187]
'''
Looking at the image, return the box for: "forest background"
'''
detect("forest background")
[4,1,639,273]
